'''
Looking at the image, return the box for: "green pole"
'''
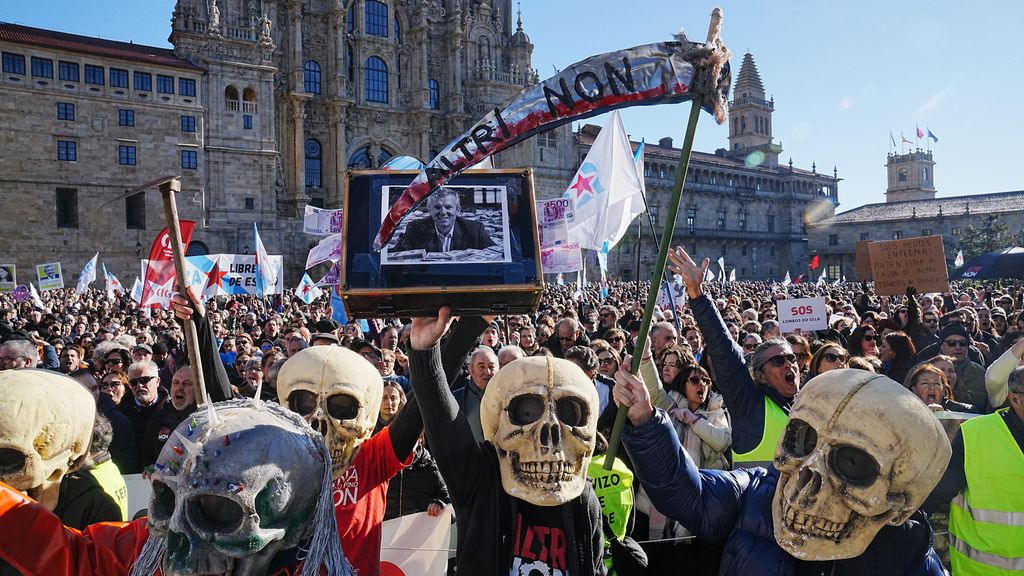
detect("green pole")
[604,98,703,469]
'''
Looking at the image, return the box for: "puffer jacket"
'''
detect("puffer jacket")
[622,409,946,576]
[665,391,731,470]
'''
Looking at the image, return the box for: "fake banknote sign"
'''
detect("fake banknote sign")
[374,28,731,249]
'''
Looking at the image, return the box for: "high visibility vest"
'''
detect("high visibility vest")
[949,409,1024,575]
[587,454,634,541]
[732,396,788,468]
[89,458,129,521]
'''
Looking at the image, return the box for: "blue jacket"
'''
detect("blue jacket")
[622,409,945,576]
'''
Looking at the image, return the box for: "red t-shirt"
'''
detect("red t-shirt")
[332,426,412,576]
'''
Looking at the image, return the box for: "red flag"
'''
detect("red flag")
[141,221,195,308]
[793,274,805,284]
[809,255,820,270]
[916,125,924,139]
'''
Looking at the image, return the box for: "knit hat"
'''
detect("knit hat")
[938,323,969,341]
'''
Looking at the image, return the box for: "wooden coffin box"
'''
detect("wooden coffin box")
[337,168,544,318]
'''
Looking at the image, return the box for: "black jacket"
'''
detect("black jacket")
[392,216,496,253]
[409,346,604,575]
[384,444,451,520]
[98,392,139,475]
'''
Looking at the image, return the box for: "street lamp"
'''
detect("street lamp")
[243,242,251,254]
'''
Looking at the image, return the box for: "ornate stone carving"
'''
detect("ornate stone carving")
[209,0,221,34]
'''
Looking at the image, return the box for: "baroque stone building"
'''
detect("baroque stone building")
[807,148,1024,280]
[1,0,572,282]
[589,53,841,281]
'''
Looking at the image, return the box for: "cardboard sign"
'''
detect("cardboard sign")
[36,262,64,291]
[868,236,949,296]
[854,240,872,281]
[777,297,828,333]
[0,264,14,292]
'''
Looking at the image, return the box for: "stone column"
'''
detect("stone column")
[329,7,346,98]
[287,96,308,217]
[287,0,304,92]
[326,99,347,207]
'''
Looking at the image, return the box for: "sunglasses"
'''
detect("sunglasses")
[822,352,847,363]
[943,339,969,348]
[598,357,617,365]
[105,357,124,365]
[128,376,156,387]
[761,353,797,369]
[923,318,938,324]
[862,334,875,342]
[607,336,624,343]
[743,343,758,350]
[687,376,711,385]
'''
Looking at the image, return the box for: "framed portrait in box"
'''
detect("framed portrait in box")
[339,168,544,318]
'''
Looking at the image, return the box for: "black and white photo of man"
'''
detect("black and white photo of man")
[382,185,511,264]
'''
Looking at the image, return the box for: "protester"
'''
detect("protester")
[808,341,848,378]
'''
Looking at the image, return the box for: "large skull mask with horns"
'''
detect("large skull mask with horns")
[480,356,598,506]
[277,346,382,480]
[772,369,950,560]
[0,369,95,510]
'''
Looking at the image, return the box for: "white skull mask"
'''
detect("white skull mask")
[772,369,950,560]
[0,369,95,510]
[145,399,346,576]
[277,346,382,480]
[480,356,598,506]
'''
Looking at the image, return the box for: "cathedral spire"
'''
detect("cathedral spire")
[734,52,765,97]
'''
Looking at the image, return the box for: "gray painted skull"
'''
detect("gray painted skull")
[480,356,598,506]
[147,399,330,575]
[772,369,950,560]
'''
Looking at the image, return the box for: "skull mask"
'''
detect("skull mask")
[480,356,598,506]
[772,369,950,560]
[0,369,95,510]
[142,398,350,576]
[277,346,382,480]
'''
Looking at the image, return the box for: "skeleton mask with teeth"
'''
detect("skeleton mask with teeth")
[480,356,598,506]
[133,398,352,576]
[277,346,382,480]
[0,369,95,510]
[772,369,950,560]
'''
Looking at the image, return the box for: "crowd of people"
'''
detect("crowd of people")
[1,251,1023,575]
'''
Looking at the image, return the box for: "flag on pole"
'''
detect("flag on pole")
[816,272,826,287]
[29,283,45,309]
[954,249,964,268]
[833,276,842,286]
[556,272,564,285]
[140,222,196,308]
[901,133,912,145]
[704,267,715,282]
[809,255,820,270]
[564,111,645,251]
[329,286,348,325]
[794,274,805,284]
[916,125,924,139]
[728,268,736,282]
[103,264,124,296]
[75,253,98,294]
[253,223,277,296]
[889,130,897,148]
[928,128,939,143]
[634,138,646,195]
[717,256,726,275]
[574,271,584,301]
[294,273,323,304]
[130,277,143,303]
[782,271,792,286]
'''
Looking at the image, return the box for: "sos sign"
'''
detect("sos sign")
[777,297,828,333]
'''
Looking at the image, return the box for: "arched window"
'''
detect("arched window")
[365,56,388,103]
[225,85,239,111]
[304,61,321,94]
[428,79,439,110]
[347,42,355,82]
[348,146,371,169]
[478,36,491,64]
[305,139,322,188]
[898,168,908,182]
[365,0,388,37]
[242,87,257,113]
[394,13,401,42]
[347,4,354,33]
[922,167,929,182]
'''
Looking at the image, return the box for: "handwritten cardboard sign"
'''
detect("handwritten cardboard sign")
[867,236,949,296]
[854,240,872,281]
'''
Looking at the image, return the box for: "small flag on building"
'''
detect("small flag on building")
[928,128,939,143]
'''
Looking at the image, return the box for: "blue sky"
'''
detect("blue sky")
[5,1,1022,211]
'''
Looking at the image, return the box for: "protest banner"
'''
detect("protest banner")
[854,240,872,281]
[380,509,452,576]
[303,205,343,235]
[0,264,14,292]
[305,233,343,269]
[36,262,63,291]
[868,236,949,296]
[777,296,828,333]
[540,242,583,274]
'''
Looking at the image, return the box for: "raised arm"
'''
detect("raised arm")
[984,337,1023,409]
[171,290,232,402]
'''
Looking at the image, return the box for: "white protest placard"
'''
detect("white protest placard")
[303,205,343,236]
[777,297,827,333]
[540,242,583,274]
[36,262,64,291]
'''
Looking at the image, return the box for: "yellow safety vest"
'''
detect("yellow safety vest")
[949,409,1024,574]
[588,454,634,541]
[89,458,129,521]
[732,396,788,468]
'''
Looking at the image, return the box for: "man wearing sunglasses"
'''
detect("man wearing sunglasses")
[117,360,167,462]
[668,247,799,468]
[930,323,990,411]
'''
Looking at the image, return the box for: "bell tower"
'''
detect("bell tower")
[885,150,937,202]
[726,52,781,168]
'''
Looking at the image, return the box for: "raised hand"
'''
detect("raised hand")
[666,246,709,299]
[410,307,454,351]
[171,286,205,322]
[612,360,654,426]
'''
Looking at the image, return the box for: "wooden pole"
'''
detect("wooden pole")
[158,179,208,407]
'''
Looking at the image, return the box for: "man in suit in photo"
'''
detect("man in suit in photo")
[392,188,496,253]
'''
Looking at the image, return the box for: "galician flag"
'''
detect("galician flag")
[130,277,143,303]
[954,249,964,268]
[253,223,277,296]
[75,253,98,294]
[782,271,792,286]
[728,268,736,283]
[704,267,715,282]
[816,271,826,287]
[294,273,323,304]
[563,110,645,251]
[717,256,726,276]
[103,264,124,296]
